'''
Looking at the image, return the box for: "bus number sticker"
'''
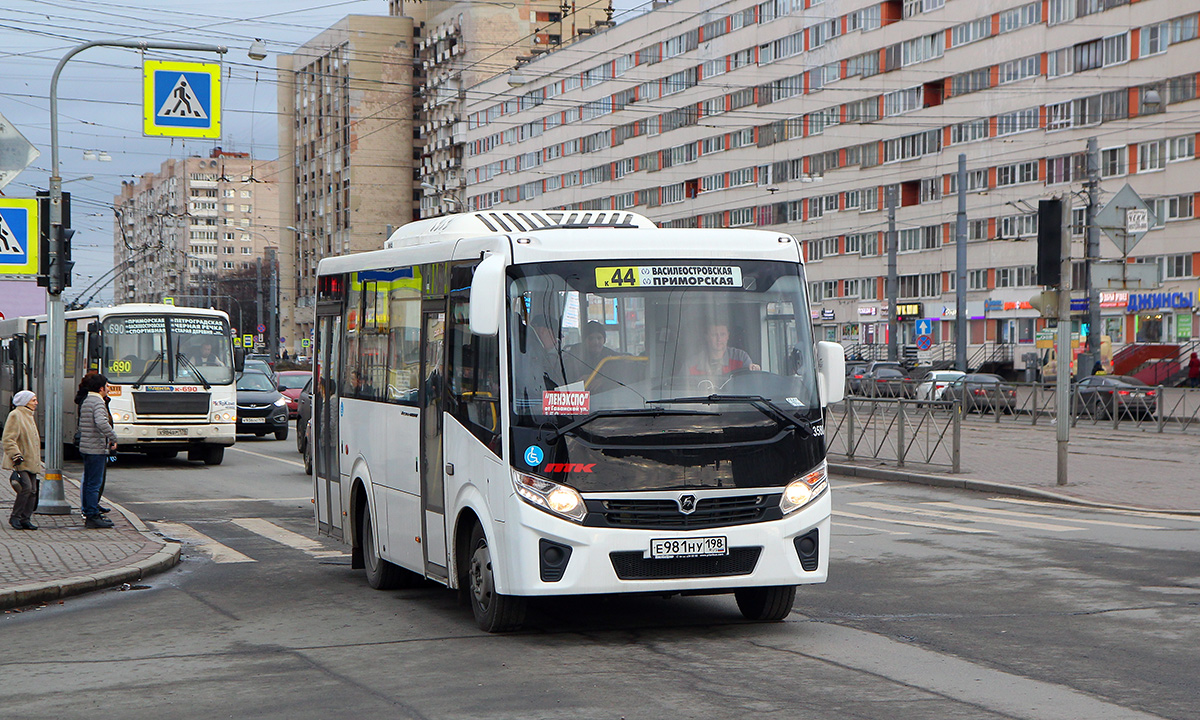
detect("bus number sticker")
[542,391,590,416]
[595,266,742,288]
[106,385,122,397]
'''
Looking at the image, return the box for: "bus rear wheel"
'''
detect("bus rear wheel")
[467,523,526,633]
[735,585,796,622]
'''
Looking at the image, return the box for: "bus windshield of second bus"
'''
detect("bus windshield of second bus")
[507,258,822,493]
[102,314,234,386]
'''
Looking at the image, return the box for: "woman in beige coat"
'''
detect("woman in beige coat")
[2,390,43,530]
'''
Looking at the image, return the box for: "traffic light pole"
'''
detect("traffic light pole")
[41,39,226,514]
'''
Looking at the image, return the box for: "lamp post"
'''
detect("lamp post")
[41,39,229,514]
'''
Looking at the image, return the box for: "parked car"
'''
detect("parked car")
[236,371,290,440]
[943,373,1017,413]
[303,418,313,475]
[246,353,275,369]
[864,366,911,398]
[845,362,870,395]
[243,358,276,384]
[296,378,313,456]
[276,370,312,419]
[914,369,966,403]
[1073,375,1157,418]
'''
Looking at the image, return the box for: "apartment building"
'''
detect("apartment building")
[395,0,613,219]
[114,149,279,316]
[464,0,1200,371]
[277,14,417,357]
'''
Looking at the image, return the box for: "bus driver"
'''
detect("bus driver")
[687,321,760,378]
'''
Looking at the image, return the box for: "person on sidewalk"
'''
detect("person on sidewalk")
[75,372,112,515]
[1189,352,1199,388]
[2,390,42,530]
[77,373,117,529]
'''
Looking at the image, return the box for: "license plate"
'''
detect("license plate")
[157,428,187,436]
[241,417,266,424]
[650,536,728,559]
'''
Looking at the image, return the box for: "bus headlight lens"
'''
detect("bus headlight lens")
[514,472,587,523]
[780,461,828,515]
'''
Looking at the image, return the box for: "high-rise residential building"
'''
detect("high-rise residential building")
[397,0,613,218]
[464,0,1200,374]
[114,149,279,322]
[277,14,417,356]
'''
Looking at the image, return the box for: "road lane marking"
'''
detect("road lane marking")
[992,497,1200,523]
[831,518,911,535]
[148,521,255,563]
[228,445,306,469]
[124,497,310,505]
[231,518,347,559]
[848,501,1084,532]
[830,481,886,490]
[835,510,993,534]
[923,501,1167,530]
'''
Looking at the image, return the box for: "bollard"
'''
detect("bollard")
[846,395,855,461]
[1156,385,1165,433]
[897,399,906,468]
[995,385,1002,424]
[1112,388,1119,431]
[1031,382,1038,426]
[951,397,961,473]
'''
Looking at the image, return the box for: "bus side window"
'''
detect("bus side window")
[448,290,501,455]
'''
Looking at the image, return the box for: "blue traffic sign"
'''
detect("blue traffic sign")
[915,318,933,336]
[0,199,38,277]
[915,334,933,351]
[143,61,221,139]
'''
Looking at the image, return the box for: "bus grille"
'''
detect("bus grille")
[586,495,779,530]
[133,392,211,416]
[609,547,761,580]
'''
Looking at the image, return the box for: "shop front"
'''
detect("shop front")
[1126,289,1195,343]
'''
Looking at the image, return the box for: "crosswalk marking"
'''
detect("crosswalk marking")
[832,518,911,535]
[923,501,1166,530]
[227,446,306,469]
[231,518,348,559]
[124,497,310,505]
[848,501,1084,532]
[835,510,993,534]
[831,481,886,490]
[150,521,255,564]
[991,497,1200,523]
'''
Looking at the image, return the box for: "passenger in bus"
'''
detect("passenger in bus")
[687,322,760,378]
[563,321,622,387]
[3,390,42,530]
[350,369,375,398]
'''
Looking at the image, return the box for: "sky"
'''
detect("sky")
[0,0,649,307]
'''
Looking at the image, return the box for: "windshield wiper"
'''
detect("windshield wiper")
[647,394,816,437]
[176,352,211,390]
[547,407,718,443]
[132,352,164,389]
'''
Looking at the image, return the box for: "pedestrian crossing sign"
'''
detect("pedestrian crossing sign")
[0,198,38,277]
[143,60,221,138]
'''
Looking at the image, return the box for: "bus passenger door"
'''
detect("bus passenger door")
[314,312,343,540]
[420,306,448,578]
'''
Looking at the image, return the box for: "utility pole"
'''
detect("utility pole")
[256,256,264,353]
[1056,195,1072,486]
[886,186,898,362]
[41,39,226,515]
[955,154,968,372]
[1084,137,1101,375]
[267,247,278,360]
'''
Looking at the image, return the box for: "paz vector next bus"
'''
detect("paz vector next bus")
[311,211,845,632]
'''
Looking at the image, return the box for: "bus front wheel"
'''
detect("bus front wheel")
[734,585,796,622]
[203,446,224,465]
[362,505,408,590]
[467,523,526,633]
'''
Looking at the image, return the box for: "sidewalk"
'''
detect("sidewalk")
[832,419,1200,514]
[1,474,179,611]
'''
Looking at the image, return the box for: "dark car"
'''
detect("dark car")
[236,371,290,440]
[276,370,312,419]
[1074,375,1157,419]
[943,373,1017,413]
[845,362,869,395]
[244,358,276,384]
[296,378,313,455]
[864,366,911,398]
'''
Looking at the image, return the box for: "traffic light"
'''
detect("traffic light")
[1029,290,1058,317]
[1036,199,1062,287]
[56,225,75,291]
[36,190,71,292]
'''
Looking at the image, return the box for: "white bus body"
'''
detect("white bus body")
[0,304,237,465]
[312,211,845,631]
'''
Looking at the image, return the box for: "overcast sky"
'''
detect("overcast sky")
[0,0,647,306]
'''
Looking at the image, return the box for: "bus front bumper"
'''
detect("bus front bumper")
[115,422,236,449]
[495,491,831,597]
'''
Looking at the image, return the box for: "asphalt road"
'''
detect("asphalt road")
[2,437,1197,720]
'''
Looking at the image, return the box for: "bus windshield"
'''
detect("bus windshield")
[507,259,821,490]
[103,315,234,386]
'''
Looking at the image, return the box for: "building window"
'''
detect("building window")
[1138,141,1165,173]
[968,269,988,290]
[1168,134,1195,162]
[1100,146,1126,178]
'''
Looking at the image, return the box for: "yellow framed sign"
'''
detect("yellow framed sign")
[0,198,39,277]
[143,60,221,138]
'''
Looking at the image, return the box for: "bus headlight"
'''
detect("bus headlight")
[211,412,233,422]
[513,472,587,523]
[780,461,828,515]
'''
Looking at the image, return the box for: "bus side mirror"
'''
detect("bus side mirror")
[234,347,245,372]
[816,341,846,406]
[469,253,507,336]
[87,325,102,360]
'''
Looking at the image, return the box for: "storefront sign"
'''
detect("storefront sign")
[1070,298,1089,313]
[1126,291,1195,312]
[895,303,923,320]
[984,300,1003,313]
[1178,313,1193,340]
[858,306,877,316]
[1099,291,1128,308]
[820,309,835,320]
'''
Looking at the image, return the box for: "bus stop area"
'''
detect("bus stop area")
[1,473,179,611]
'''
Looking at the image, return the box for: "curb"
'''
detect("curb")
[829,462,1200,516]
[0,476,182,611]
